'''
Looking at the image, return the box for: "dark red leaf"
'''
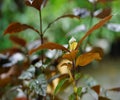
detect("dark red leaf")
[0,59,29,87]
[95,8,111,19]
[29,42,70,55]
[10,35,26,47]
[4,22,39,35]
[0,48,22,56]
[108,87,120,92]
[91,85,101,95]
[99,96,111,100]
[14,97,27,100]
[76,15,112,49]
[25,0,48,10]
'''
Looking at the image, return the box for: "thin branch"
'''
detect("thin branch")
[43,14,79,34]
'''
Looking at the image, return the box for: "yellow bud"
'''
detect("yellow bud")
[69,41,77,51]
[74,86,77,93]
[69,37,77,51]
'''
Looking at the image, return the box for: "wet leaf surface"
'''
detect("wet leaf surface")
[29,74,47,96]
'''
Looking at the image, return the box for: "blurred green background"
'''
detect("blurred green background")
[0,0,120,54]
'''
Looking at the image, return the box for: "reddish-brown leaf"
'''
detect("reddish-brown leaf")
[10,35,26,47]
[76,48,102,66]
[0,75,11,87]
[25,0,48,10]
[4,22,39,35]
[0,48,22,56]
[76,15,112,49]
[62,50,78,61]
[99,96,111,100]
[14,97,27,100]
[76,52,101,66]
[108,87,120,92]
[0,59,29,87]
[90,47,104,58]
[91,85,101,95]
[95,8,111,19]
[29,42,70,54]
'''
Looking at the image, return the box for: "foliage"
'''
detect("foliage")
[0,0,120,100]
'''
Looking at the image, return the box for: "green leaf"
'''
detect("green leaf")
[69,93,76,100]
[29,74,47,96]
[19,65,35,80]
[54,77,69,95]
[75,73,82,80]
[77,87,82,96]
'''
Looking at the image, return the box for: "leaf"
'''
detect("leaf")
[29,74,47,96]
[76,15,112,49]
[90,47,104,58]
[43,14,80,34]
[29,42,70,54]
[76,49,102,66]
[91,85,101,95]
[47,73,69,84]
[99,96,111,100]
[75,73,82,80]
[95,8,111,19]
[54,78,69,95]
[25,0,48,10]
[14,97,27,100]
[77,87,82,96]
[62,50,78,61]
[69,93,76,100]
[10,35,26,47]
[4,22,39,35]
[19,65,35,80]
[108,87,120,92]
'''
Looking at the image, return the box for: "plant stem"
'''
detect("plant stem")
[39,10,44,64]
[39,10,43,35]
[26,89,29,100]
[83,17,93,51]
[71,60,80,100]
